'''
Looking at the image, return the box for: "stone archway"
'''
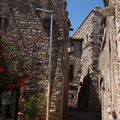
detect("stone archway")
[68,73,102,120]
[77,73,101,112]
[77,74,91,111]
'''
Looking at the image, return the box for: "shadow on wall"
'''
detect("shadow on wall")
[77,73,101,112]
[42,17,56,36]
[101,33,106,52]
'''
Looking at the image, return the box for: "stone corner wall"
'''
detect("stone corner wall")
[0,0,69,120]
[99,0,120,120]
[68,11,103,112]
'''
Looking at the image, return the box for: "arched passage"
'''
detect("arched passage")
[77,74,91,111]
[77,73,101,112]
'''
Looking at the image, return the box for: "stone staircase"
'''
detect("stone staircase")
[68,111,101,120]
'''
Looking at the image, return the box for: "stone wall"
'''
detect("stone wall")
[99,10,117,120]
[115,0,120,119]
[68,39,82,108]
[99,0,120,120]
[0,0,69,120]
[68,9,103,112]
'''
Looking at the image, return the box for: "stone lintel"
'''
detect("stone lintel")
[99,5,115,17]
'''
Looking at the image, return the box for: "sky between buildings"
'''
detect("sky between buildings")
[67,0,104,36]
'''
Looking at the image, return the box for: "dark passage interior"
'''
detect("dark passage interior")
[68,73,101,120]
[77,73,101,112]
[77,74,90,111]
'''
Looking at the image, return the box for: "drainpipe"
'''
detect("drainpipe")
[35,8,54,120]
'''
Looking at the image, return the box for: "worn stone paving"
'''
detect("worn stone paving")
[68,111,101,120]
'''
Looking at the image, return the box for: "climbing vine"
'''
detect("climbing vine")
[0,37,32,88]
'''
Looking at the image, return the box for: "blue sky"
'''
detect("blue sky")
[67,0,104,36]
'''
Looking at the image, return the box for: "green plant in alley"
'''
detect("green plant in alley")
[25,95,46,119]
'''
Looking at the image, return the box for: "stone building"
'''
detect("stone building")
[68,0,120,120]
[98,0,120,120]
[0,0,70,120]
[68,8,103,112]
[68,37,82,108]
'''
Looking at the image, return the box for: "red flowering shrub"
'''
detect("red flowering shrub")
[0,38,32,87]
[0,66,4,73]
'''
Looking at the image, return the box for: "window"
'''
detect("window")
[0,17,9,33]
[68,64,74,81]
[67,41,74,53]
[4,18,9,32]
[70,94,74,99]
[73,40,83,57]
[80,40,83,57]
[98,35,103,42]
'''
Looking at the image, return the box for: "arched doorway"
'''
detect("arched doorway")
[77,73,101,112]
[77,74,91,111]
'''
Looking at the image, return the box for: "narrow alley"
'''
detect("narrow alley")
[0,0,120,120]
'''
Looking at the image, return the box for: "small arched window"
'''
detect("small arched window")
[0,17,9,33]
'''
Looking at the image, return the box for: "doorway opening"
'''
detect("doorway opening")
[0,86,20,120]
[77,74,90,111]
[77,73,101,112]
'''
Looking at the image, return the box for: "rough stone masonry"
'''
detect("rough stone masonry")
[0,0,70,120]
[99,0,120,120]
[68,8,103,112]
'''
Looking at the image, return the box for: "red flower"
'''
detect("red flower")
[17,74,32,87]
[27,69,32,74]
[0,66,4,73]
[7,84,14,92]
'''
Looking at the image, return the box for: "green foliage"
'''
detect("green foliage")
[25,95,46,118]
[0,37,32,87]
